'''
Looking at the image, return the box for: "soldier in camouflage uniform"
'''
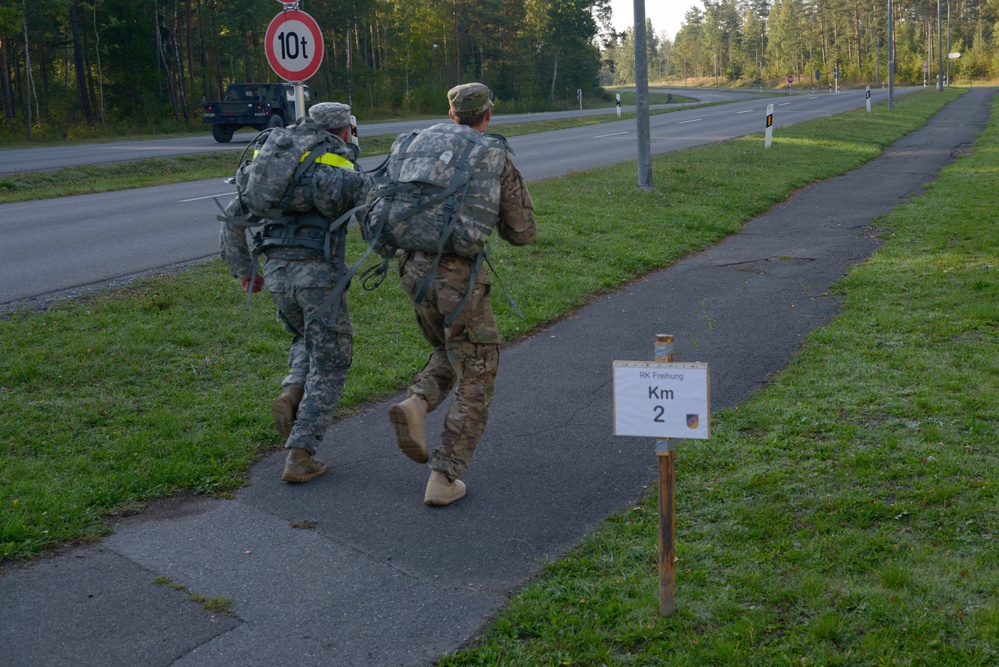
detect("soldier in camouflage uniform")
[388,83,537,506]
[220,102,371,484]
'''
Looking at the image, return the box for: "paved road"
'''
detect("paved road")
[1,88,992,667]
[0,87,914,312]
[0,87,761,175]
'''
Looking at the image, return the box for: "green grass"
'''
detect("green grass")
[0,102,695,204]
[0,89,964,572]
[438,90,999,665]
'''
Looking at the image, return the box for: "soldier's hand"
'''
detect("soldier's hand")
[240,273,264,293]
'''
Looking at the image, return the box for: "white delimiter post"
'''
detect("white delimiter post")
[765,104,774,149]
[655,334,676,616]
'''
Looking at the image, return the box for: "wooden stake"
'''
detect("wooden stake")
[654,334,676,616]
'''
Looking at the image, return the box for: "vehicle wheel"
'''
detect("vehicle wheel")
[267,114,284,129]
[211,124,235,143]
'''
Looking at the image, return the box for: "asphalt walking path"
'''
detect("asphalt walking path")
[2,88,995,667]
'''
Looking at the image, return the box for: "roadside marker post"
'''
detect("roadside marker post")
[765,104,774,148]
[613,334,711,616]
[866,86,872,113]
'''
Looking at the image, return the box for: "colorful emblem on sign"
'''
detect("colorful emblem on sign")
[686,414,699,429]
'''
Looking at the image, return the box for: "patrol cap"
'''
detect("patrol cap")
[309,102,351,129]
[448,83,492,119]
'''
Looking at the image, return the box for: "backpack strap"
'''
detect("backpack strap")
[412,132,494,309]
[278,137,330,210]
[303,203,370,331]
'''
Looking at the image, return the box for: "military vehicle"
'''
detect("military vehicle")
[202,83,310,143]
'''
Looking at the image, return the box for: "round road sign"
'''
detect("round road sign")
[265,10,324,82]
[787,74,794,83]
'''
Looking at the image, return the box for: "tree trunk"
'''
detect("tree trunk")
[173,0,189,122]
[853,0,861,71]
[70,0,94,125]
[0,36,14,121]
[89,2,107,124]
[155,2,180,121]
[21,0,34,137]
[549,49,559,102]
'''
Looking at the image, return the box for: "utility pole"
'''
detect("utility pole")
[946,0,951,86]
[633,0,652,189]
[937,0,943,91]
[888,0,895,109]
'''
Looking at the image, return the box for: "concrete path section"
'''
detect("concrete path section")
[1,88,994,667]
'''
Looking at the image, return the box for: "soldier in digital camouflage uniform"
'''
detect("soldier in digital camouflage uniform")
[220,102,371,483]
[388,82,537,506]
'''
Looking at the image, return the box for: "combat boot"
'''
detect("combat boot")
[281,447,326,483]
[271,383,304,440]
[388,394,429,463]
[424,471,466,506]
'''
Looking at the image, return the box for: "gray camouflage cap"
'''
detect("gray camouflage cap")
[448,83,492,119]
[309,102,351,129]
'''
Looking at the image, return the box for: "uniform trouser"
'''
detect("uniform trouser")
[400,254,500,480]
[264,259,353,455]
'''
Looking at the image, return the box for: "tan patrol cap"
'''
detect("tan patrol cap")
[309,102,351,129]
[448,83,493,119]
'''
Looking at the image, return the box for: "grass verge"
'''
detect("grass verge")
[438,92,999,664]
[0,96,692,204]
[0,89,963,568]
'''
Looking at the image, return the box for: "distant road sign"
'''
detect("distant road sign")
[787,74,794,83]
[265,10,324,81]
[949,52,962,59]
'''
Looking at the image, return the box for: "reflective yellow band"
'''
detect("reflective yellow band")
[251,150,356,171]
[309,152,356,170]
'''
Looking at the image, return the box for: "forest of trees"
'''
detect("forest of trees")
[0,0,612,137]
[1,0,997,138]
[603,0,999,90]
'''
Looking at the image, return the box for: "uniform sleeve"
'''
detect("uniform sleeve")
[312,165,371,220]
[218,196,257,278]
[496,155,537,247]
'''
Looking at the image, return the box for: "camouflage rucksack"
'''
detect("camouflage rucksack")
[362,123,506,258]
[236,117,346,218]
[349,123,521,326]
[215,120,364,324]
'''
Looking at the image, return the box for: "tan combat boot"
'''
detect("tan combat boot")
[281,447,326,483]
[424,471,466,506]
[271,383,304,440]
[388,394,429,463]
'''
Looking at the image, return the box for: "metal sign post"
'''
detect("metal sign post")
[265,6,324,121]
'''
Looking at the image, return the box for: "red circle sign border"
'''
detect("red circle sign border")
[265,10,324,82]
[786,74,794,83]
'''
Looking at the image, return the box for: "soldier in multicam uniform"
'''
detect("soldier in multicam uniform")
[388,82,537,506]
[220,102,371,484]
